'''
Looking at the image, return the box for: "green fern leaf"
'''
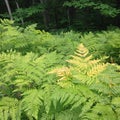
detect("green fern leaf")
[22,89,43,119]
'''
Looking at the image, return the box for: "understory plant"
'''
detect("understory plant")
[0,19,120,120]
[0,42,120,120]
[81,30,120,64]
[0,19,120,64]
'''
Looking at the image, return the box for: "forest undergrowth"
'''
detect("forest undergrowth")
[0,19,120,120]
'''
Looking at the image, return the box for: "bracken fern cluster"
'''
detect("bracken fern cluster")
[0,19,120,120]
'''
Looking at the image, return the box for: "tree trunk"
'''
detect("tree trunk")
[32,0,35,5]
[54,8,58,28]
[68,7,76,26]
[4,0,13,20]
[39,0,50,29]
[116,0,120,8]
[67,7,71,28]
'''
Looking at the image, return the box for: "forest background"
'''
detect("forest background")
[1,0,120,31]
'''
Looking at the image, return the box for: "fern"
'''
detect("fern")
[49,43,120,120]
[0,51,64,119]
[0,20,81,58]
[0,97,21,120]
[81,29,120,64]
[91,65,120,97]
[50,43,107,87]
[0,51,62,99]
[22,89,43,119]
[0,19,120,119]
[85,104,117,120]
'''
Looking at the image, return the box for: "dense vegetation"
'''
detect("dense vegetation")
[0,1,120,120]
[0,19,120,120]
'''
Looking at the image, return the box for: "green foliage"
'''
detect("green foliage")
[81,29,120,64]
[63,0,120,30]
[64,0,120,17]
[0,19,119,64]
[0,20,80,59]
[49,44,120,120]
[13,4,44,22]
[22,89,43,119]
[0,51,62,96]
[1,0,120,30]
[0,20,120,119]
[0,97,21,120]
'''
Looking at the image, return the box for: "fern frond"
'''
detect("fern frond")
[0,51,61,98]
[75,43,89,57]
[91,65,120,96]
[87,63,107,77]
[52,43,107,86]
[22,89,43,119]
[0,97,21,120]
[90,104,117,120]
[49,67,71,81]
[0,19,14,25]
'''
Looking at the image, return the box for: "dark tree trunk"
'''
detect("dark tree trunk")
[54,8,58,28]
[116,0,120,8]
[4,0,13,20]
[40,0,50,29]
[68,7,76,24]
[32,0,35,5]
[67,7,71,28]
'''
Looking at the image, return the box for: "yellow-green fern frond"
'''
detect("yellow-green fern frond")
[49,67,73,88]
[87,63,107,77]
[50,43,108,86]
[49,67,72,87]
[75,43,89,57]
[0,97,21,120]
[68,44,108,84]
[49,67,71,81]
